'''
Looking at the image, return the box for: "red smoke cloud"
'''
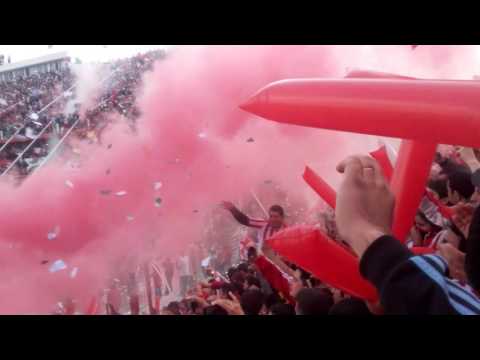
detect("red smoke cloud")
[0,45,477,314]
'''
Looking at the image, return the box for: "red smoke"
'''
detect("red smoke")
[0,45,477,314]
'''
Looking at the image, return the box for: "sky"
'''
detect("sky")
[0,45,172,64]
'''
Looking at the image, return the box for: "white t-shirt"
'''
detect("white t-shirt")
[177,255,191,277]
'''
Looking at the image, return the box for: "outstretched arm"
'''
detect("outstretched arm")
[221,201,266,228]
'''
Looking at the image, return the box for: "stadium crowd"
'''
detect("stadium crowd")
[4,49,480,315]
[54,144,480,315]
[0,49,166,176]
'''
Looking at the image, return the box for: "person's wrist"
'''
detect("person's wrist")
[349,227,388,259]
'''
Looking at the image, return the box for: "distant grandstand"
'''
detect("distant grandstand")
[0,52,70,82]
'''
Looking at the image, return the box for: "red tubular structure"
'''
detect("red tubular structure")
[345,69,417,80]
[303,166,336,209]
[240,74,480,244]
[267,226,378,302]
[369,145,394,182]
[391,140,437,242]
[241,72,478,303]
[239,78,480,148]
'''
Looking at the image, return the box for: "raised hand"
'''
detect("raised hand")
[335,155,395,258]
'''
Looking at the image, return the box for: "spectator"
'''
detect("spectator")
[203,304,229,315]
[245,275,262,291]
[269,303,296,315]
[447,170,475,205]
[329,298,373,315]
[410,211,444,247]
[177,252,194,298]
[164,301,181,315]
[240,289,266,315]
[295,288,334,315]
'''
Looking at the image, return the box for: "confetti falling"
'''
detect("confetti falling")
[198,132,207,139]
[115,191,127,197]
[47,226,60,241]
[41,260,49,265]
[99,190,112,196]
[65,180,74,189]
[126,215,135,222]
[49,260,67,273]
[153,182,163,191]
[246,137,255,143]
[154,197,162,207]
[107,144,113,149]
[70,267,79,279]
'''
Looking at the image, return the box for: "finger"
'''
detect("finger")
[363,167,375,184]
[357,156,385,184]
[337,156,362,174]
[337,156,364,184]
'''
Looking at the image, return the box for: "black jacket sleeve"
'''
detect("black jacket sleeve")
[360,236,465,314]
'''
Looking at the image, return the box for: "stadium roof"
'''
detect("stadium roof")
[0,52,69,74]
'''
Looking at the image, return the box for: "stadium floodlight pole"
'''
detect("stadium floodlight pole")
[0,82,78,154]
[1,70,118,177]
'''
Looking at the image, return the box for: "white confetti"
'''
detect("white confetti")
[115,191,127,197]
[47,226,60,241]
[70,267,79,279]
[126,215,135,222]
[65,180,74,189]
[49,260,67,273]
[198,132,207,139]
[153,182,163,191]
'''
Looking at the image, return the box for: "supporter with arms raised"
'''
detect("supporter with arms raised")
[336,154,480,314]
[221,201,297,279]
